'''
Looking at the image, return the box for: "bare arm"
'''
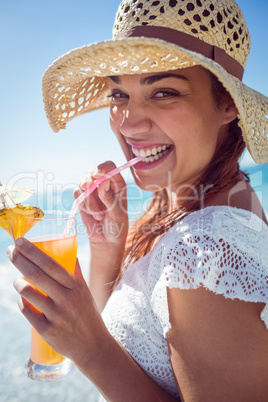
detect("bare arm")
[76,327,178,402]
[88,243,125,311]
[167,287,268,401]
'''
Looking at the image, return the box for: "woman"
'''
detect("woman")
[7,0,268,400]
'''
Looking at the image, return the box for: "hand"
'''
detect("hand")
[7,240,181,401]
[7,238,111,367]
[74,161,129,251]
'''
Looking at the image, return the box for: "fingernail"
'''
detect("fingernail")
[93,213,103,221]
[80,178,93,191]
[104,179,110,192]
[13,276,25,291]
[6,245,15,258]
[15,238,24,247]
[93,167,103,178]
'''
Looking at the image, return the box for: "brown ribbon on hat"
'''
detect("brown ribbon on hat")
[114,25,244,80]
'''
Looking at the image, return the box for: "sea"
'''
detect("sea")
[0,164,267,402]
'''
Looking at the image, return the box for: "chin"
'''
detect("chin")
[131,172,167,193]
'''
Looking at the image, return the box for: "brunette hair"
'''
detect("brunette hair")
[119,71,248,271]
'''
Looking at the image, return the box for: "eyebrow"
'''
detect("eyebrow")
[108,73,189,86]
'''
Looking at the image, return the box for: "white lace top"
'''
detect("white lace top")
[101,206,268,399]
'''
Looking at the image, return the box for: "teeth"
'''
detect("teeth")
[136,145,171,163]
[133,144,171,160]
[139,150,146,157]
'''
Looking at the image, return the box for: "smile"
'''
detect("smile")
[132,144,172,163]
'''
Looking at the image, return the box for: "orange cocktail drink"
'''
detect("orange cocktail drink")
[31,234,78,366]
[24,211,77,381]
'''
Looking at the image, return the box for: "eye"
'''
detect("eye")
[153,90,180,98]
[107,91,129,102]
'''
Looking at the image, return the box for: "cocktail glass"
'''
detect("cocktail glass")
[23,211,78,381]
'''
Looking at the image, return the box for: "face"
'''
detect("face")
[108,66,237,195]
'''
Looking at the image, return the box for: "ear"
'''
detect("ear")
[222,99,238,125]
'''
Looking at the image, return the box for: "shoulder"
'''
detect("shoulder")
[165,203,268,246]
[206,178,268,224]
[162,204,268,263]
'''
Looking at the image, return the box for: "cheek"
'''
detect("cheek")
[110,105,127,133]
[181,106,221,146]
[109,109,130,157]
[109,106,122,139]
[169,107,221,171]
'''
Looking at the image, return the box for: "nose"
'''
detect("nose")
[119,102,152,138]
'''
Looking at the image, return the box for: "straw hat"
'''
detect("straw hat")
[42,0,268,164]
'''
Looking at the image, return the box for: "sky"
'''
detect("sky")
[1,0,268,196]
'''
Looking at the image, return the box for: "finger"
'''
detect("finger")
[13,276,54,316]
[98,178,127,221]
[74,187,95,216]
[94,161,127,217]
[75,161,126,220]
[77,193,105,221]
[94,161,126,188]
[8,238,74,289]
[98,179,116,210]
[17,296,49,335]
[80,179,93,191]
[7,245,67,301]
[79,168,96,190]
[73,187,82,200]
[82,190,106,220]
[74,183,105,220]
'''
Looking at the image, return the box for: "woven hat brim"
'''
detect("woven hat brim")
[42,37,268,164]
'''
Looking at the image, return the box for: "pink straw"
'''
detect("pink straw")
[69,156,143,218]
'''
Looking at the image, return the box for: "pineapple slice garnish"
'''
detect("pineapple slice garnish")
[0,203,44,239]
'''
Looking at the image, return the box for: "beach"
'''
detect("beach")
[0,165,267,401]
